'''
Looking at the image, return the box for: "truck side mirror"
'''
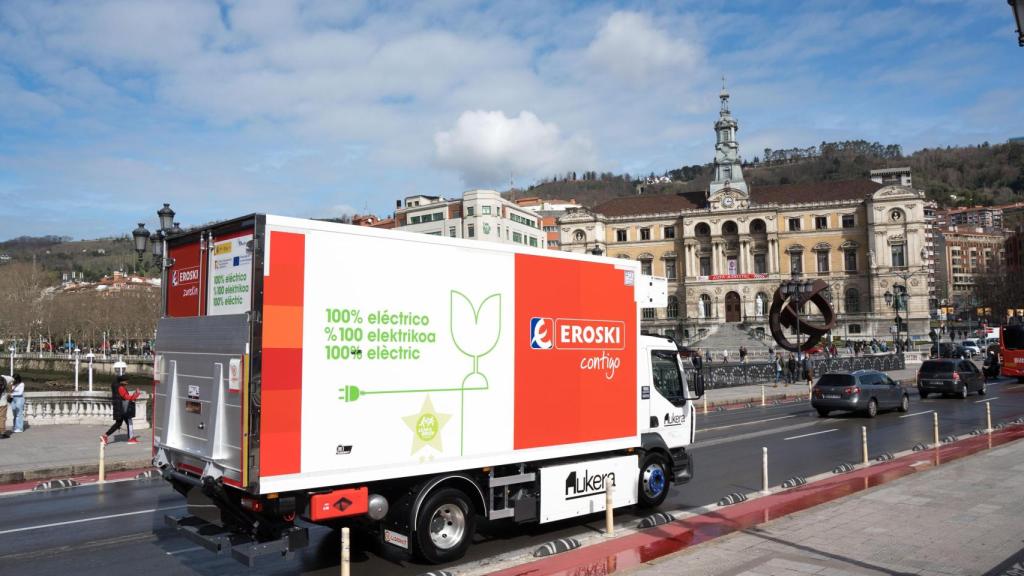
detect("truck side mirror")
[693,371,705,398]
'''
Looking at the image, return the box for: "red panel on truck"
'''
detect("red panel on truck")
[260,231,305,477]
[513,254,637,449]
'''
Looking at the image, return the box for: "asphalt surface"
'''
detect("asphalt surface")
[3,375,1023,576]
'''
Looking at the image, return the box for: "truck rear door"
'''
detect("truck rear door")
[154,314,249,487]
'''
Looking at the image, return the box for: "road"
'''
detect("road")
[3,376,1023,576]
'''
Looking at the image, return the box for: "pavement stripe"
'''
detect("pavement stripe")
[700,414,798,432]
[784,429,837,441]
[0,505,185,536]
[976,397,1000,403]
[695,420,826,448]
[899,410,934,419]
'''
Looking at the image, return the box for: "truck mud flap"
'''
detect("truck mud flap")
[165,514,309,567]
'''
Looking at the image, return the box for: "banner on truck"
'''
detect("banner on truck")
[208,234,253,316]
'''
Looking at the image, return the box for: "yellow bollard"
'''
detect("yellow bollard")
[986,401,992,433]
[605,481,614,536]
[703,390,708,415]
[761,384,766,407]
[98,440,106,483]
[933,411,940,448]
[861,426,868,465]
[762,446,768,494]
[340,526,350,576]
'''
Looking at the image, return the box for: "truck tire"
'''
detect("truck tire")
[637,453,670,508]
[413,488,476,564]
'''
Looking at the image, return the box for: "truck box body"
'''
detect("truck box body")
[154,215,662,496]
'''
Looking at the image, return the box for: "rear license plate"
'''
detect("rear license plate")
[824,394,841,399]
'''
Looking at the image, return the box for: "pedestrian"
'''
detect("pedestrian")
[0,374,9,438]
[9,374,25,434]
[101,373,141,445]
[803,354,815,387]
[722,349,729,363]
[739,346,747,364]
[773,353,783,384]
[786,353,797,384]
[704,349,712,364]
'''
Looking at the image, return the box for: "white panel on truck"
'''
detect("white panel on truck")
[538,454,639,523]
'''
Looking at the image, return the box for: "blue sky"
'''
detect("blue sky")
[0,0,1021,240]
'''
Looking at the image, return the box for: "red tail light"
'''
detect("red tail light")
[842,386,860,396]
[953,371,960,381]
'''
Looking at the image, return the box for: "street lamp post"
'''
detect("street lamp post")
[73,347,81,392]
[86,350,95,392]
[779,271,815,355]
[132,203,178,317]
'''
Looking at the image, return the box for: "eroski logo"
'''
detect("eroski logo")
[564,469,616,499]
[172,266,200,287]
[530,317,553,349]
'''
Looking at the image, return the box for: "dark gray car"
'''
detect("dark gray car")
[811,370,910,418]
[917,359,987,399]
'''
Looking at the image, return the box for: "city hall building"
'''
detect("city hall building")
[559,87,930,344]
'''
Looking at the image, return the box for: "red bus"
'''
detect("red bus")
[1000,324,1024,381]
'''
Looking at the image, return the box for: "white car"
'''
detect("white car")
[961,339,982,356]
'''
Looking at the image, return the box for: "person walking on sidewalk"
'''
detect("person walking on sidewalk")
[739,346,748,365]
[773,353,783,385]
[722,349,729,363]
[0,374,9,438]
[101,373,141,445]
[9,374,25,433]
[803,354,815,388]
[785,353,796,384]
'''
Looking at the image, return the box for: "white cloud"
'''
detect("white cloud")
[434,110,596,187]
[586,11,703,84]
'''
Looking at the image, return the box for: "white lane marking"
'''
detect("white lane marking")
[784,429,838,441]
[166,546,203,556]
[975,397,999,403]
[701,414,798,432]
[0,505,185,536]
[899,410,935,419]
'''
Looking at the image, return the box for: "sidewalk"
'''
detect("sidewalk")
[630,436,1024,576]
[0,424,151,484]
[702,366,922,410]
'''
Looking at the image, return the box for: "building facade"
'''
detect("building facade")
[935,226,1007,311]
[395,189,544,247]
[559,87,931,343]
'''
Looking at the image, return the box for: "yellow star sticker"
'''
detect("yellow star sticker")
[402,396,451,455]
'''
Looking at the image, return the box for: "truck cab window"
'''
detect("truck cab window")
[651,351,687,407]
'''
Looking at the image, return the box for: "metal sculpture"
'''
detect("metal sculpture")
[768,278,837,352]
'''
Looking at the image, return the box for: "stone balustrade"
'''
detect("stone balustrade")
[3,391,150,429]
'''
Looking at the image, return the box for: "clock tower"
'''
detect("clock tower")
[708,79,749,210]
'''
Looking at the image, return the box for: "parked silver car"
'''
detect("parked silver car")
[811,370,911,418]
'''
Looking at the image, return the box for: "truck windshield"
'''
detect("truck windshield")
[651,350,686,407]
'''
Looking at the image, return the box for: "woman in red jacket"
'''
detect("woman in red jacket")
[101,373,140,445]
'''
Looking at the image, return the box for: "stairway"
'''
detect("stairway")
[690,323,771,361]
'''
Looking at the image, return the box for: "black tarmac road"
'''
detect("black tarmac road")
[3,377,1023,576]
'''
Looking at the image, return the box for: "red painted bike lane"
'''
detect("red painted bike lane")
[489,424,1024,576]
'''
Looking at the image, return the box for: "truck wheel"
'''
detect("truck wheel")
[638,453,670,508]
[413,488,475,564]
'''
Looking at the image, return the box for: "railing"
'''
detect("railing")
[3,391,150,429]
[693,353,907,389]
